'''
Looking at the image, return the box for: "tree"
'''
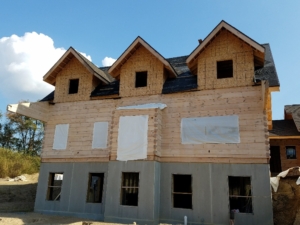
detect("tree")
[6,112,44,155]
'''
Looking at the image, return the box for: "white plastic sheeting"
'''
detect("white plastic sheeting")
[270,167,300,192]
[117,115,148,161]
[181,115,240,144]
[53,124,69,150]
[117,103,167,110]
[54,174,63,180]
[92,122,109,149]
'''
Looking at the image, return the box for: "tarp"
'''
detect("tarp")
[117,103,167,110]
[117,115,148,161]
[270,167,300,192]
[92,122,108,149]
[53,124,69,150]
[181,115,240,144]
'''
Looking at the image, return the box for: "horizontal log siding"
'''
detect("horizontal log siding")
[41,85,268,163]
[270,139,300,171]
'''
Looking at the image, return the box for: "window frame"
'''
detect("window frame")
[68,79,79,94]
[228,176,253,214]
[135,71,148,88]
[46,172,63,201]
[286,146,297,159]
[217,60,233,79]
[86,173,104,203]
[172,174,193,209]
[120,172,139,206]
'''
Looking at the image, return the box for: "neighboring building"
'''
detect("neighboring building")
[269,105,300,174]
[8,21,279,225]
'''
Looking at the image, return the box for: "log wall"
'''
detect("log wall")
[270,139,300,170]
[42,85,268,164]
[54,57,94,103]
[197,29,255,90]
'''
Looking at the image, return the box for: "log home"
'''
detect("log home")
[8,21,279,225]
[269,105,300,174]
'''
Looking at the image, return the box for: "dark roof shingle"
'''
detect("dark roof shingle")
[269,120,300,137]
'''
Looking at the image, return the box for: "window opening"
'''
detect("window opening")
[217,60,233,79]
[228,176,252,213]
[135,71,147,88]
[69,79,79,94]
[286,146,296,159]
[173,174,192,209]
[86,173,104,203]
[121,172,139,206]
[47,173,63,201]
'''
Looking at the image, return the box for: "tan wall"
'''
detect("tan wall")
[270,139,300,170]
[42,85,268,164]
[119,46,164,97]
[197,29,254,90]
[54,57,93,103]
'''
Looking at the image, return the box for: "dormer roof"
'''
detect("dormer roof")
[186,20,265,67]
[108,36,177,78]
[285,105,300,132]
[43,47,114,85]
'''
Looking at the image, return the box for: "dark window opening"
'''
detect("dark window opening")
[270,146,282,173]
[121,172,139,206]
[217,60,233,79]
[69,79,79,94]
[47,173,63,201]
[173,174,192,209]
[229,176,252,213]
[86,173,104,203]
[286,146,296,159]
[135,71,147,88]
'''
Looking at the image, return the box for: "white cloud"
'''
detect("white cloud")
[102,57,116,67]
[0,32,91,103]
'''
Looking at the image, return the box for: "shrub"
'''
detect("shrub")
[0,148,40,178]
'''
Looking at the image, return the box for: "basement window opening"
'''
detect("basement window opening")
[69,79,79,94]
[217,60,233,79]
[135,71,147,88]
[173,174,192,209]
[121,172,139,206]
[86,173,104,203]
[286,146,296,159]
[228,176,253,213]
[47,173,63,201]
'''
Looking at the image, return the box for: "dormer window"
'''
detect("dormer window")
[217,60,233,79]
[69,79,79,94]
[135,71,147,88]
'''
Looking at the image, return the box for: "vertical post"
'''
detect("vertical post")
[184,216,187,225]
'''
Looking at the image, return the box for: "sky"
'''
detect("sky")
[0,1,299,120]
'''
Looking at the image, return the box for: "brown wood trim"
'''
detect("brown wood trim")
[41,157,109,163]
[269,136,300,140]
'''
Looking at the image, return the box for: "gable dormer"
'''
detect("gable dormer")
[108,37,177,97]
[43,47,113,103]
[186,21,265,90]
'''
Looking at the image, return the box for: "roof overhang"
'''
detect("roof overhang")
[186,20,265,67]
[108,36,177,78]
[43,47,112,86]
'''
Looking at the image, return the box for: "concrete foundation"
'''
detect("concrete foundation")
[35,162,273,225]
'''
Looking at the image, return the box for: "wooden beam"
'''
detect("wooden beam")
[7,102,49,122]
[269,136,300,140]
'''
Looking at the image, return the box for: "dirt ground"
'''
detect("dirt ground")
[1,174,300,224]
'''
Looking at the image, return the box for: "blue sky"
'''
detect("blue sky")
[0,1,299,120]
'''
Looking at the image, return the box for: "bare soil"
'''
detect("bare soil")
[1,174,300,224]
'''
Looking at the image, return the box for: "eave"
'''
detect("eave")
[186,20,265,68]
[43,47,113,86]
[108,36,177,78]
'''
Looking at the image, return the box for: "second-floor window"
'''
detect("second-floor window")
[286,146,296,159]
[135,71,147,88]
[217,60,233,79]
[69,79,79,94]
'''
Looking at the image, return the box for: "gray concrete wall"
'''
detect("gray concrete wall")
[160,163,273,225]
[34,162,273,225]
[34,162,108,220]
[104,161,160,225]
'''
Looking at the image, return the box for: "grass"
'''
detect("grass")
[0,148,40,178]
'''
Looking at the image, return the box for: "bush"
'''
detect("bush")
[0,148,40,178]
